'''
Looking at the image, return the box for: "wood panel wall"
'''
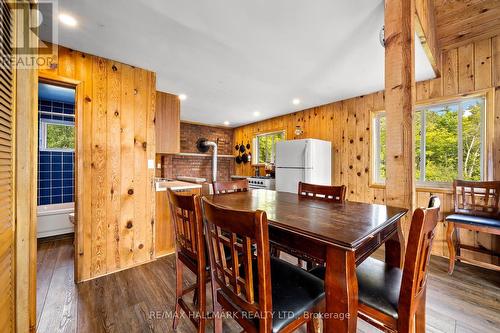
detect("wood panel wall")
[40,46,157,282]
[234,34,500,263]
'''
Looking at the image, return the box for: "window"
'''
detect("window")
[372,96,485,186]
[40,119,75,152]
[254,131,285,164]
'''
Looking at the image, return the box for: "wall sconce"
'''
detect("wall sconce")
[294,125,304,136]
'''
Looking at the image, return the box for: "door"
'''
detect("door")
[275,139,309,168]
[0,1,15,331]
[276,168,306,193]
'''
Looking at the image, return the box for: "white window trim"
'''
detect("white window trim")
[39,119,75,152]
[372,112,385,184]
[372,96,486,187]
[253,130,286,165]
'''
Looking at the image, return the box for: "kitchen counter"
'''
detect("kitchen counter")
[155,179,203,192]
[231,175,249,180]
[176,176,207,184]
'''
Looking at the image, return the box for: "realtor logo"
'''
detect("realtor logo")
[3,0,58,69]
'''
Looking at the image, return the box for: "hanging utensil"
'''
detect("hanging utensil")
[239,141,246,153]
[241,153,249,163]
[235,143,240,151]
[246,141,251,150]
[235,151,242,164]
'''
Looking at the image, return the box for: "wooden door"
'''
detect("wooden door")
[0,0,15,331]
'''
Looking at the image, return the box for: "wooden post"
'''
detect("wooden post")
[385,0,416,246]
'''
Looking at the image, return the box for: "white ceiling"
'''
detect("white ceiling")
[41,0,436,127]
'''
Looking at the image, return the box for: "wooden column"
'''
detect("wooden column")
[385,0,416,245]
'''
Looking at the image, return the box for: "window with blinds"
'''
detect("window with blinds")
[0,0,15,332]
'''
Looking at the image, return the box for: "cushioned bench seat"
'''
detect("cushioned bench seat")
[445,214,500,229]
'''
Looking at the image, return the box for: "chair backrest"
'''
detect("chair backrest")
[428,195,441,209]
[453,180,500,218]
[298,182,346,203]
[213,179,249,194]
[201,197,272,332]
[167,190,205,264]
[398,202,440,318]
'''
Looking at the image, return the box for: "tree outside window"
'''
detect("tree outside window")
[373,96,485,185]
[256,131,285,164]
[40,120,75,152]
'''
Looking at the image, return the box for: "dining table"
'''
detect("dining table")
[204,189,408,333]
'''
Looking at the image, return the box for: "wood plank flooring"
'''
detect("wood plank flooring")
[37,236,500,333]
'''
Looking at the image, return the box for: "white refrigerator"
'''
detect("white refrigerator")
[275,139,331,193]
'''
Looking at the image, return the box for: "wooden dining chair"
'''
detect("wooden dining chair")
[212,179,249,194]
[310,202,440,333]
[445,180,500,274]
[298,182,347,202]
[202,197,325,333]
[168,190,210,333]
[272,182,347,269]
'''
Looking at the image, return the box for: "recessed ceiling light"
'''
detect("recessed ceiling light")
[178,94,187,101]
[223,121,230,126]
[253,111,261,117]
[292,98,300,105]
[59,13,77,27]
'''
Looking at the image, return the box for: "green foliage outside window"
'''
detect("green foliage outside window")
[374,97,483,184]
[45,122,75,150]
[257,132,284,163]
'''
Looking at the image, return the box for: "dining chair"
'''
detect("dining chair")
[445,180,500,274]
[213,179,249,194]
[168,190,210,333]
[310,202,440,333]
[298,182,347,202]
[272,182,347,269]
[202,197,325,333]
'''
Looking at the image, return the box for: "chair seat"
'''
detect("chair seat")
[445,214,500,229]
[248,257,325,332]
[309,257,401,320]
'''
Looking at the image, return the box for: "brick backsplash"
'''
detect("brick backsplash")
[159,122,235,182]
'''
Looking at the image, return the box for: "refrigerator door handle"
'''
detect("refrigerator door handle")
[304,140,313,169]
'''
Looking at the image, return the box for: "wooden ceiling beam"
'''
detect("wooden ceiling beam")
[415,0,441,75]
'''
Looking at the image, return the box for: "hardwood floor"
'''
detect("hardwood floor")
[37,236,500,333]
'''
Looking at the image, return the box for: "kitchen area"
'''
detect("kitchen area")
[153,90,333,258]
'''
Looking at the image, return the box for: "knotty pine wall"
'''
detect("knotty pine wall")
[40,46,157,282]
[234,35,500,264]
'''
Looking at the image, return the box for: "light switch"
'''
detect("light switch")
[148,159,155,169]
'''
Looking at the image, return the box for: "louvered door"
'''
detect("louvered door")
[0,0,15,332]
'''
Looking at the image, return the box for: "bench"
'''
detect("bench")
[445,180,500,274]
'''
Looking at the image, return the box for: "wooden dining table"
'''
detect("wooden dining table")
[204,189,408,333]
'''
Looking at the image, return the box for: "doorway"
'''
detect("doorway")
[35,80,78,330]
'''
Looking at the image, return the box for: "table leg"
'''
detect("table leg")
[385,219,405,268]
[324,246,358,333]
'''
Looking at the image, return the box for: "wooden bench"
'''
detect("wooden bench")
[445,180,500,274]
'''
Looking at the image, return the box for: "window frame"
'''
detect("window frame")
[370,91,491,189]
[371,111,386,185]
[39,119,76,152]
[253,130,286,165]
[414,97,486,187]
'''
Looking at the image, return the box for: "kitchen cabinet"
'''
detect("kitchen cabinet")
[156,91,180,154]
[155,181,202,258]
